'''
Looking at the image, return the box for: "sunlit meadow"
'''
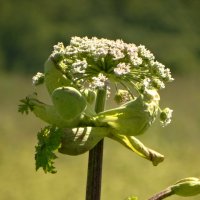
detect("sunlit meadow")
[0,71,200,200]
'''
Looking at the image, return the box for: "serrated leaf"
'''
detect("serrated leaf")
[18,97,34,114]
[35,126,63,173]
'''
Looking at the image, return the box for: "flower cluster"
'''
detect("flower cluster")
[114,89,133,104]
[160,108,173,127]
[19,36,174,173]
[32,72,44,86]
[51,37,173,94]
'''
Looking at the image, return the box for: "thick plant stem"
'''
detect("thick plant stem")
[148,187,174,200]
[86,89,107,200]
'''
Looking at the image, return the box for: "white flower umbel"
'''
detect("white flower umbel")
[50,37,174,92]
[48,37,174,126]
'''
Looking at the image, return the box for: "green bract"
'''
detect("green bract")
[30,98,76,127]
[18,36,174,173]
[94,89,160,136]
[44,58,72,95]
[59,127,109,155]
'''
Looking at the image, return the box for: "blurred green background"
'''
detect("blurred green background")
[0,0,200,199]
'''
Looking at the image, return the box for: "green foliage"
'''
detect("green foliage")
[18,96,34,114]
[35,126,63,173]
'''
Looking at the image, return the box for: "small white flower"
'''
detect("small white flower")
[152,61,166,76]
[164,68,174,82]
[114,89,132,104]
[90,73,108,89]
[126,44,137,55]
[130,54,143,66]
[65,46,78,56]
[72,59,88,73]
[53,42,65,53]
[143,78,151,88]
[114,63,131,76]
[70,36,84,46]
[94,48,108,58]
[153,79,165,89]
[160,108,173,127]
[110,49,125,60]
[138,45,155,61]
[32,72,44,86]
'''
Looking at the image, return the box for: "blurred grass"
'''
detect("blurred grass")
[0,71,200,200]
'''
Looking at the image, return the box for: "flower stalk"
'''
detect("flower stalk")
[86,88,107,200]
[148,188,173,200]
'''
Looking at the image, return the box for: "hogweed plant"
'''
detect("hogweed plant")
[18,37,200,200]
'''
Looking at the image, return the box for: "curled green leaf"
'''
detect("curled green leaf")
[109,132,164,166]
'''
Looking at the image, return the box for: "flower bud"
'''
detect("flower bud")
[52,86,87,121]
[171,177,200,197]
